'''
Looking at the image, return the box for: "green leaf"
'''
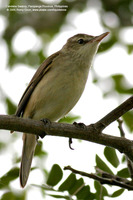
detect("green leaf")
[127,45,133,54]
[8,50,43,68]
[6,97,16,115]
[0,142,6,152]
[111,74,133,95]
[58,115,80,124]
[117,168,130,178]
[111,188,124,197]
[34,141,47,157]
[1,192,14,200]
[94,181,108,199]
[121,155,126,163]
[69,178,84,195]
[49,194,70,199]
[59,173,76,191]
[76,185,95,200]
[123,111,133,132]
[104,147,119,168]
[96,155,113,174]
[1,191,25,200]
[98,35,117,53]
[47,164,63,187]
[0,167,19,188]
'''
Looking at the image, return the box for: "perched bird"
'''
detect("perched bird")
[15,32,109,187]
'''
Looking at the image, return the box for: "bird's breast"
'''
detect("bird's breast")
[23,62,89,121]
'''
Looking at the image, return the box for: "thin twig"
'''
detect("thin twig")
[64,166,133,190]
[117,119,125,137]
[94,95,133,132]
[95,167,129,183]
[117,119,133,180]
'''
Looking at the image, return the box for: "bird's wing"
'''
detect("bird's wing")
[15,51,60,117]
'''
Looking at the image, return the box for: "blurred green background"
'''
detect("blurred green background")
[0,0,133,199]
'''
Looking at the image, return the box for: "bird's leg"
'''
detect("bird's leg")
[69,122,87,150]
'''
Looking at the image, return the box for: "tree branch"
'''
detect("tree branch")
[64,166,133,190]
[94,95,133,131]
[117,119,133,179]
[0,96,133,162]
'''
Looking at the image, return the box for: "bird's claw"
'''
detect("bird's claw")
[69,138,74,150]
[41,118,51,126]
[73,122,86,129]
[40,118,51,138]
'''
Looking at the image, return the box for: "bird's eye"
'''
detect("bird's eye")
[78,39,84,44]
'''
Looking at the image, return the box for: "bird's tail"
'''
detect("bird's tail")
[20,133,36,188]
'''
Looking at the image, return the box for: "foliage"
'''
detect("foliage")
[0,0,133,199]
[0,144,130,199]
[31,148,127,200]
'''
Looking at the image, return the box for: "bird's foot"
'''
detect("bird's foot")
[68,122,86,150]
[40,118,51,138]
[73,122,86,129]
[41,118,51,126]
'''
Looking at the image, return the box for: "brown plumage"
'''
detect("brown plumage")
[15,32,109,187]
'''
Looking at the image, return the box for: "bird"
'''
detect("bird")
[15,32,109,187]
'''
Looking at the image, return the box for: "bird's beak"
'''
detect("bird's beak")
[90,32,110,43]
